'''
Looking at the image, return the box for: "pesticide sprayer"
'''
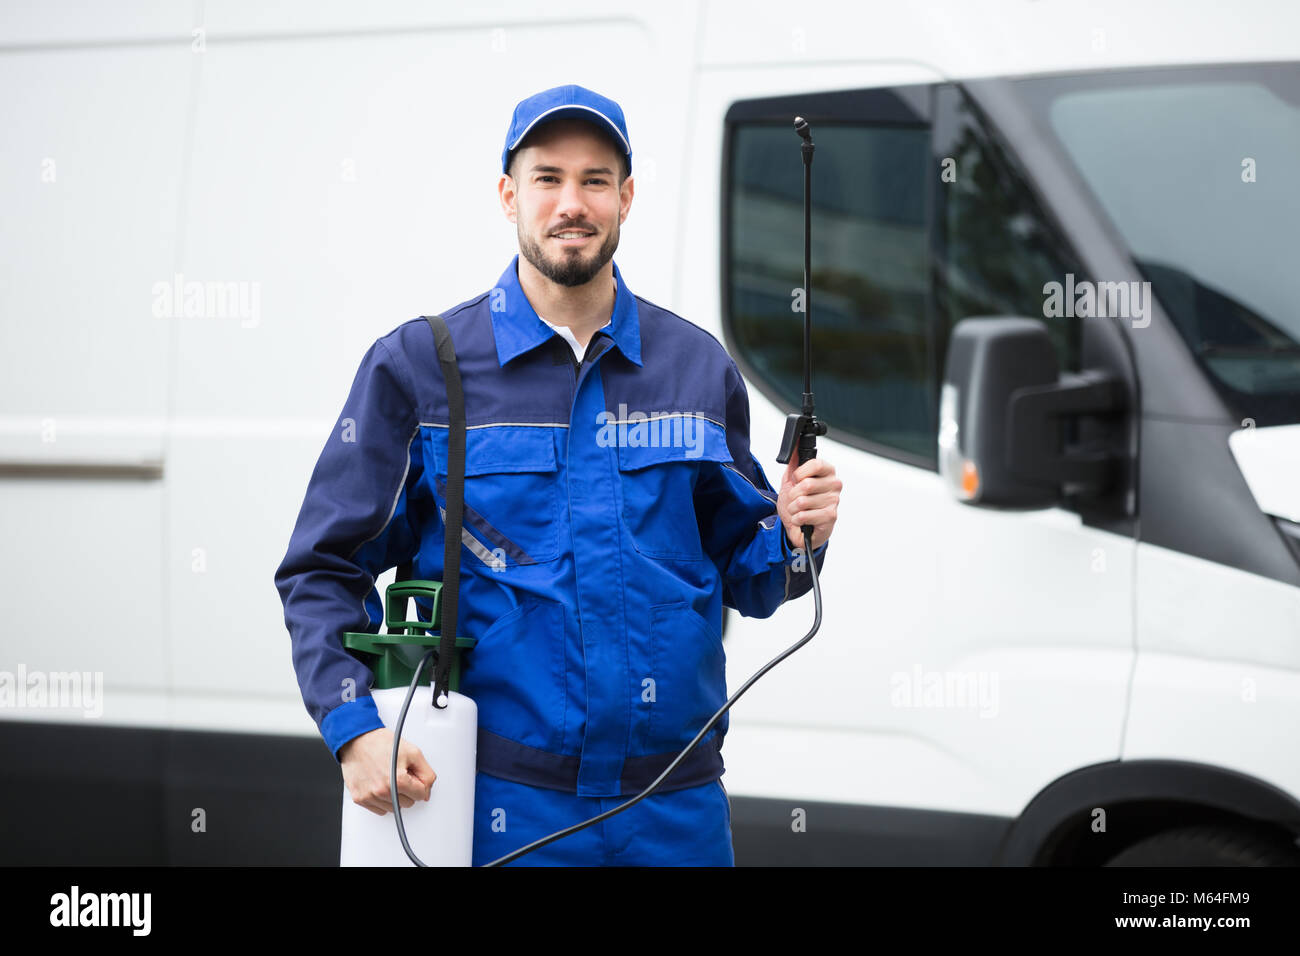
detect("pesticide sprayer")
[340,116,826,867]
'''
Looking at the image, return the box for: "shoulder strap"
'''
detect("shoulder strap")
[424,314,465,708]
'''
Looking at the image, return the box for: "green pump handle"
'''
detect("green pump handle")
[342,580,476,691]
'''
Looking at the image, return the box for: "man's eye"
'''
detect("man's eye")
[536,176,608,185]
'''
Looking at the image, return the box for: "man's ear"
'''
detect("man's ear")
[499,173,518,223]
[619,174,634,225]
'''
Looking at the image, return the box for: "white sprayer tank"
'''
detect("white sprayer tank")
[340,686,477,866]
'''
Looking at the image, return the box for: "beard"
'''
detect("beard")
[518,219,620,288]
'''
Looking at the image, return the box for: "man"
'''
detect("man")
[275,84,840,866]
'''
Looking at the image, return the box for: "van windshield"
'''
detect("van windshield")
[1016,63,1300,426]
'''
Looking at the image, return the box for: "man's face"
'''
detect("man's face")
[502,119,633,288]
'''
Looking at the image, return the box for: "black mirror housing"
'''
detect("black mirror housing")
[940,317,1125,508]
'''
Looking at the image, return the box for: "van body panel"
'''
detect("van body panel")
[1126,546,1300,802]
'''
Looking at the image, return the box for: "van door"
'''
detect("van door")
[680,71,1139,838]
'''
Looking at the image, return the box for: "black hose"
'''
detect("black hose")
[392,648,435,867]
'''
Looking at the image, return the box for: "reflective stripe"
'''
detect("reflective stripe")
[723,460,778,502]
[345,423,418,561]
[433,476,537,566]
[347,422,420,630]
[420,421,570,429]
[603,412,726,430]
[439,505,507,571]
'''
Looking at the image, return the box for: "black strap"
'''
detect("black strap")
[392,561,414,587]
[424,314,464,708]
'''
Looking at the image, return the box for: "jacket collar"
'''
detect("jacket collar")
[490,253,643,368]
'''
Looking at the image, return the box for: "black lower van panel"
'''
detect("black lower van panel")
[0,721,342,866]
[730,796,1009,865]
[0,721,1010,866]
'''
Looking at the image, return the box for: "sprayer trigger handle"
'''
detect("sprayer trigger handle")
[776,413,803,465]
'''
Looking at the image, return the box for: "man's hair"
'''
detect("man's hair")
[507,124,630,185]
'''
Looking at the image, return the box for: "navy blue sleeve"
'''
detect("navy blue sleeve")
[274,337,425,761]
[695,360,827,618]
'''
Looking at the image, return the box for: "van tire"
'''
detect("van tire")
[1103,824,1300,866]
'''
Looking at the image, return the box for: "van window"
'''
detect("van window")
[726,118,935,464]
[724,87,1086,468]
[1014,63,1300,427]
[933,86,1085,382]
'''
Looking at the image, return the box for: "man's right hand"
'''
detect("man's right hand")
[339,728,436,816]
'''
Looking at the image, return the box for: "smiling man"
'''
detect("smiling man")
[504,106,629,363]
[510,115,624,286]
[275,84,840,867]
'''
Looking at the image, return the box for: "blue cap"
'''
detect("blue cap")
[502,84,631,176]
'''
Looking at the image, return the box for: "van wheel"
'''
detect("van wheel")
[1103,824,1300,866]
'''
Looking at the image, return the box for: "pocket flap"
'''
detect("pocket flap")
[614,415,733,471]
[432,424,559,476]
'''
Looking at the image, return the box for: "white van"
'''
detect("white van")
[2,0,1298,865]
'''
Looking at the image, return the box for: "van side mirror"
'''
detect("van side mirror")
[939,317,1125,508]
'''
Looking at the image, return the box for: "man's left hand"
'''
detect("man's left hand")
[777,455,840,553]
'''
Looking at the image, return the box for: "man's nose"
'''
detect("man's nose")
[555,179,590,221]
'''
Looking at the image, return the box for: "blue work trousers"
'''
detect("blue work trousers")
[471,771,735,867]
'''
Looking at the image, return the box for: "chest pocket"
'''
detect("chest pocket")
[616,415,732,562]
[430,424,561,567]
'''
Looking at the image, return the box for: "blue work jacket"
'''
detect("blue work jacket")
[275,255,828,797]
